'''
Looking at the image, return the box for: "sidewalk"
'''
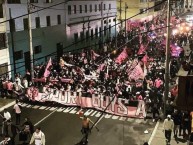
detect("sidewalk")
[150,121,188,145]
[0,98,15,112]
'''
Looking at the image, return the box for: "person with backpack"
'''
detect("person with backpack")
[13,100,22,125]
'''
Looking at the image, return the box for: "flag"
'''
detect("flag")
[44,58,52,77]
[142,54,149,65]
[91,50,100,60]
[129,63,144,81]
[115,48,128,64]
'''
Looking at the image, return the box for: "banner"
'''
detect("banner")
[27,87,146,118]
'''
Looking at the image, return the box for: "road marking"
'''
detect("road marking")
[49,107,57,111]
[95,112,102,117]
[45,107,51,110]
[84,109,93,116]
[57,107,65,112]
[39,106,47,110]
[148,121,159,145]
[32,105,40,109]
[63,107,74,113]
[34,108,58,126]
[69,107,78,114]
[112,115,119,120]
[20,103,28,107]
[104,114,112,119]
[26,104,32,108]
[90,110,98,116]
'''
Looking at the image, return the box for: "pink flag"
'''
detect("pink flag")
[97,63,105,72]
[129,63,144,81]
[91,50,100,60]
[115,48,128,64]
[44,58,52,77]
[142,54,149,65]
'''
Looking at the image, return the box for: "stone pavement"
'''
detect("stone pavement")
[150,121,188,145]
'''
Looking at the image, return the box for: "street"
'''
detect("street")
[1,102,156,145]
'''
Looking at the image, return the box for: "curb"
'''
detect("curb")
[0,101,15,112]
[148,121,160,145]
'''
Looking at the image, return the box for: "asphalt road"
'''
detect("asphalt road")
[0,103,156,145]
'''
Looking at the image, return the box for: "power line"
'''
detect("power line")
[0,0,166,69]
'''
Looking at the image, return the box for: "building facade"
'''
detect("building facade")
[0,0,117,77]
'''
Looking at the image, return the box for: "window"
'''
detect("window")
[104,26,106,36]
[85,5,87,13]
[23,18,28,30]
[79,5,82,13]
[86,30,89,41]
[46,0,52,3]
[109,19,111,23]
[35,17,40,28]
[46,16,51,26]
[0,33,6,49]
[90,4,92,12]
[74,5,76,14]
[30,0,38,3]
[0,4,3,18]
[154,1,162,11]
[91,29,93,39]
[15,50,23,60]
[68,5,71,15]
[57,15,61,24]
[74,33,78,42]
[104,20,106,24]
[99,4,101,11]
[80,31,84,41]
[104,4,106,10]
[99,27,101,37]
[109,4,111,10]
[0,63,8,76]
[113,18,116,22]
[95,28,98,38]
[7,0,21,3]
[34,45,42,54]
[95,4,97,12]
[109,25,111,34]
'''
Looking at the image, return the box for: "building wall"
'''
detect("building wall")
[0,2,10,76]
[4,0,117,76]
[117,0,162,27]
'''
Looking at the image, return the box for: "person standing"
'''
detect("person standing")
[29,127,45,145]
[163,114,174,144]
[13,100,22,125]
[80,115,98,144]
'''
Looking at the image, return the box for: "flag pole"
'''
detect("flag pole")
[164,0,171,118]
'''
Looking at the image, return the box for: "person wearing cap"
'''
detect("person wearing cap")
[163,114,174,144]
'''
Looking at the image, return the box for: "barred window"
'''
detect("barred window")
[0,33,6,49]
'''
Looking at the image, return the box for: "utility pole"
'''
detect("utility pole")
[27,1,34,81]
[125,3,128,41]
[9,8,16,79]
[101,1,104,48]
[164,0,171,118]
[82,17,86,47]
[118,0,122,28]
[115,16,117,49]
[88,17,90,49]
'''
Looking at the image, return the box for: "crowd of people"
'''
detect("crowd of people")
[0,13,193,144]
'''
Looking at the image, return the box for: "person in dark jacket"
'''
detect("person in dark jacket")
[4,120,20,145]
